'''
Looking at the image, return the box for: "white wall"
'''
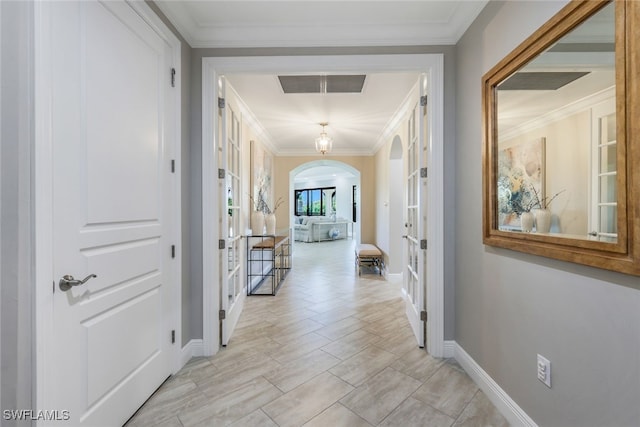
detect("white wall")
[456,1,640,425]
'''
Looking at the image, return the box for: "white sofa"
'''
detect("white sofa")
[293,216,350,242]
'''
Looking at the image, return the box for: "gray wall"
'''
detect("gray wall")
[188,45,457,341]
[1,1,34,421]
[455,1,640,426]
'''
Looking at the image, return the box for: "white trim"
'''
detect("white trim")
[425,54,445,358]
[34,0,55,415]
[180,339,205,367]
[153,1,488,49]
[386,273,403,284]
[443,340,455,358]
[34,0,183,416]
[454,342,538,427]
[202,54,445,359]
[227,84,278,155]
[201,59,219,356]
[128,0,183,376]
[500,86,615,141]
[373,80,420,155]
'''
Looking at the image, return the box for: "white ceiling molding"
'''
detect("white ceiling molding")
[373,80,421,154]
[154,1,488,48]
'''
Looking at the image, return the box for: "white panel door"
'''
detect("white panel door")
[403,76,428,347]
[49,2,175,425]
[218,78,245,345]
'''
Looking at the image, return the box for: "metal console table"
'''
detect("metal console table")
[246,231,291,296]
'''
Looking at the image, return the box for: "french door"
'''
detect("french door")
[218,77,245,345]
[403,75,428,348]
[590,97,617,242]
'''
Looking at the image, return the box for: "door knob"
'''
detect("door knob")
[59,274,97,292]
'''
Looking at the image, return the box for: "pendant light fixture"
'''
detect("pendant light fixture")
[315,122,333,155]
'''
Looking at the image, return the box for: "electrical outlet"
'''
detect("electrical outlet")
[537,354,551,388]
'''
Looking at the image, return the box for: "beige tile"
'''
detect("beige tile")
[179,377,282,426]
[198,353,281,397]
[133,239,505,427]
[262,372,354,427]
[378,397,455,427]
[228,409,278,427]
[309,307,358,325]
[373,329,419,357]
[321,328,383,360]
[125,381,208,427]
[269,318,325,344]
[264,349,341,392]
[390,347,446,382]
[267,332,332,364]
[303,403,372,427]
[315,316,368,340]
[412,363,479,418]
[340,367,422,425]
[452,390,510,427]
[329,344,399,386]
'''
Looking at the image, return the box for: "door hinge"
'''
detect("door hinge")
[171,159,175,173]
[171,330,176,344]
[219,239,226,250]
[171,245,176,258]
[171,68,176,88]
[420,239,428,250]
[218,97,225,109]
[420,310,428,322]
[219,310,226,320]
[218,168,225,179]
[52,280,55,294]
[420,95,428,107]
[420,167,428,178]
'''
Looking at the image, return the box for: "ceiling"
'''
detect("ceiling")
[154,1,488,48]
[155,1,488,156]
[226,72,421,156]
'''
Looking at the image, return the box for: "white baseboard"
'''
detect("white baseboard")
[454,342,537,427]
[386,272,402,283]
[180,339,204,368]
[443,340,455,358]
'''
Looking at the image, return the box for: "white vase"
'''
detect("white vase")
[251,211,265,235]
[520,212,534,232]
[534,209,552,233]
[265,213,276,235]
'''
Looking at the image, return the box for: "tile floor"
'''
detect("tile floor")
[126,239,509,427]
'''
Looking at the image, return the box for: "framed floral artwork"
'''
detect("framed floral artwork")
[497,137,545,229]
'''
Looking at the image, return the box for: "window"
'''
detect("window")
[295,187,336,216]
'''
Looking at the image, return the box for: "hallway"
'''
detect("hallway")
[127,239,508,426]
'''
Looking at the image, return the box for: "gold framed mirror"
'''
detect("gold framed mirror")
[482,0,640,276]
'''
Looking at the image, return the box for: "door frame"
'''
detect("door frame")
[202,54,445,357]
[33,0,182,414]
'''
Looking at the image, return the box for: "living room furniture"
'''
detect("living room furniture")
[246,231,291,295]
[293,216,352,242]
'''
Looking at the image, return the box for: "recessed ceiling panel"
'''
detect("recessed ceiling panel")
[278,75,366,94]
[498,72,590,91]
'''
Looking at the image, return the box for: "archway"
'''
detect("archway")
[290,160,362,245]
